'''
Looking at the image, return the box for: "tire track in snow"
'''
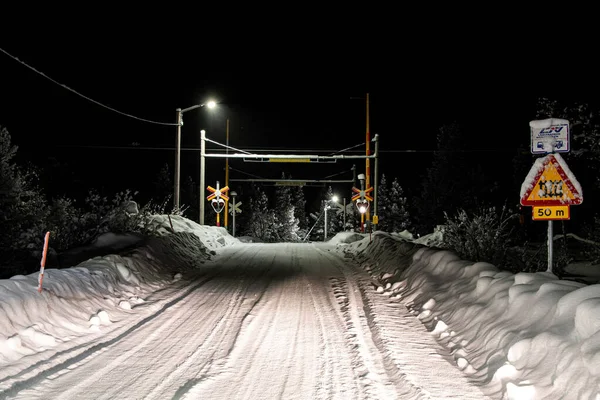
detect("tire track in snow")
[348,252,492,400]
[184,243,366,400]
[10,247,266,400]
[316,244,416,400]
[0,269,221,399]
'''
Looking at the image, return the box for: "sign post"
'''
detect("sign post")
[521,119,582,273]
[229,191,241,237]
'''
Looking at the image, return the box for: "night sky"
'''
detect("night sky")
[1,25,596,211]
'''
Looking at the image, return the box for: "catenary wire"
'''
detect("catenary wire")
[0,46,178,127]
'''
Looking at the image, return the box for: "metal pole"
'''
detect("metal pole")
[547,220,553,273]
[547,142,555,274]
[174,109,182,211]
[343,197,346,230]
[200,130,206,225]
[224,118,230,228]
[204,153,375,160]
[373,133,379,230]
[232,195,236,237]
[324,201,328,240]
[365,93,371,222]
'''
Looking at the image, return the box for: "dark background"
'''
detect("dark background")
[1,20,595,214]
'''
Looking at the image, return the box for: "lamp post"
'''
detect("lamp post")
[324,200,329,241]
[329,195,347,231]
[224,118,230,229]
[324,195,342,240]
[200,130,206,225]
[174,100,216,211]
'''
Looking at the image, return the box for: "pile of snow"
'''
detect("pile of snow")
[145,214,240,250]
[391,229,415,241]
[327,231,366,246]
[340,231,600,399]
[0,216,239,380]
[412,225,445,247]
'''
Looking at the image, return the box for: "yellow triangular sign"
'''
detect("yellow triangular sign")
[520,154,583,206]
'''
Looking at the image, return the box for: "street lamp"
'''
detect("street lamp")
[330,195,347,230]
[324,200,330,241]
[324,195,340,240]
[174,100,216,211]
[326,194,347,235]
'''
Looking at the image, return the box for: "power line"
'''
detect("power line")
[329,142,365,156]
[52,144,523,153]
[0,47,178,127]
[228,166,265,180]
[54,145,217,151]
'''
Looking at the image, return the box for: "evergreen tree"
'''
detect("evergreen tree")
[292,184,308,236]
[242,185,276,242]
[413,122,493,235]
[413,123,460,234]
[181,176,198,221]
[274,174,300,242]
[332,191,353,232]
[376,174,392,232]
[388,177,411,233]
[345,197,359,232]
[323,186,342,238]
[153,163,173,208]
[0,127,48,274]
[0,127,20,201]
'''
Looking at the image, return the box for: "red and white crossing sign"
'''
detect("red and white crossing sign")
[207,183,230,202]
[351,186,373,202]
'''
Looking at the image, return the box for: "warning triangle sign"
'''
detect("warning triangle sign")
[520,154,583,206]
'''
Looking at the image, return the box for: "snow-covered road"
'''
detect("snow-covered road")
[11,242,490,400]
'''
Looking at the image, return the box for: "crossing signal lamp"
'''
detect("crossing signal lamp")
[356,199,369,214]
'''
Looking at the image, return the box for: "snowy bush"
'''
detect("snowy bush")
[0,127,49,275]
[0,127,187,278]
[45,196,87,250]
[440,205,519,268]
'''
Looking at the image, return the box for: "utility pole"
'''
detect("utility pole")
[174,108,183,210]
[200,130,206,225]
[174,101,216,212]
[373,134,379,230]
[224,118,230,229]
[365,93,371,223]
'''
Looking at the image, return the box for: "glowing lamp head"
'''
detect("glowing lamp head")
[356,199,369,214]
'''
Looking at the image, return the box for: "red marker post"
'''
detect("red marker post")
[37,231,50,293]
